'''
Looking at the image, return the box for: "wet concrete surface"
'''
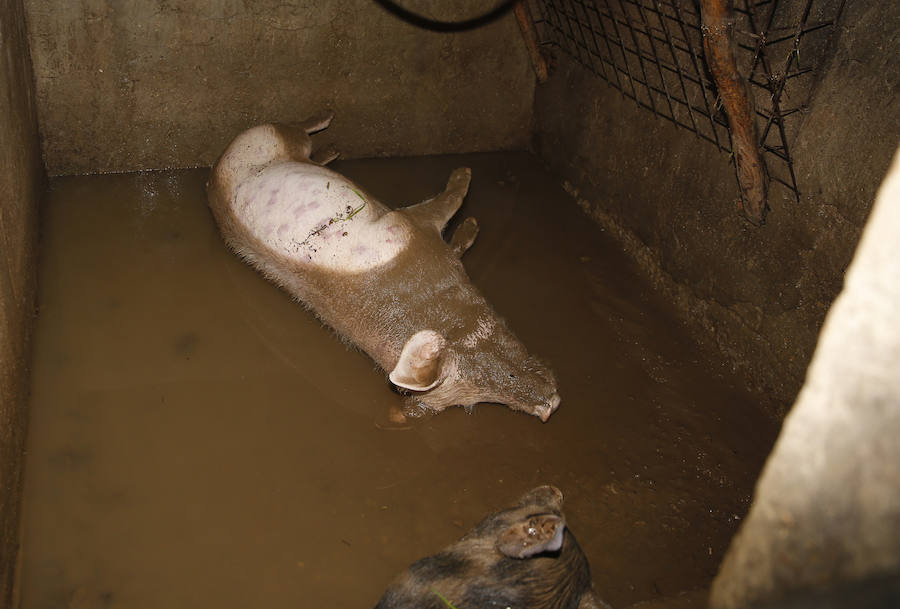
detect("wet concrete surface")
[21,152,779,608]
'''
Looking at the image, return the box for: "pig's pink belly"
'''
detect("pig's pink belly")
[232,162,409,271]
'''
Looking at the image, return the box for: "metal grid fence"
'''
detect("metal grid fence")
[528,0,846,201]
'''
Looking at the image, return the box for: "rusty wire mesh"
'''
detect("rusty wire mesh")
[528,0,846,201]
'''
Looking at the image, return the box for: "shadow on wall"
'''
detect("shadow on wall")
[710,146,900,608]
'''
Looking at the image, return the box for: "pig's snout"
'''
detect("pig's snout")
[538,393,562,422]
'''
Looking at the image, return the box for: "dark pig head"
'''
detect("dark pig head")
[375,486,608,609]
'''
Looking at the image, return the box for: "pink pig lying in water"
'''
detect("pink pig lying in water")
[207,112,560,421]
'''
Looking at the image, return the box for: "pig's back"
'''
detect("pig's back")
[230,161,411,272]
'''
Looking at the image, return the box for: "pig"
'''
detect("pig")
[375,485,609,609]
[207,112,560,421]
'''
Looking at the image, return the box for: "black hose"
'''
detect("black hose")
[372,0,519,32]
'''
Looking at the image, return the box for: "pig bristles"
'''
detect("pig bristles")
[430,587,459,609]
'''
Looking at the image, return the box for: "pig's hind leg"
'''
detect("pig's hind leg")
[405,167,472,233]
[449,217,479,257]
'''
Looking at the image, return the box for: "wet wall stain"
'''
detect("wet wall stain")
[21,152,778,608]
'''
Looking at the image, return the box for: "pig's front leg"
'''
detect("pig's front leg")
[271,111,335,162]
[449,217,479,257]
[296,110,334,135]
[310,145,339,166]
[578,590,613,609]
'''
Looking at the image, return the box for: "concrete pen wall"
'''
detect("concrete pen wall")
[0,0,42,606]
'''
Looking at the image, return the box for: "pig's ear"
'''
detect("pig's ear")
[495,514,565,559]
[389,330,446,392]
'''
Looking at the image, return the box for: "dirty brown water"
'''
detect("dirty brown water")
[21,152,779,609]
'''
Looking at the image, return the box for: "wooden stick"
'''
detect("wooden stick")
[514,1,549,84]
[701,0,768,225]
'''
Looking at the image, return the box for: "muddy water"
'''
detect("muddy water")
[21,152,778,609]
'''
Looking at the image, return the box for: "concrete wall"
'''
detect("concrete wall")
[0,0,42,606]
[23,0,536,176]
[533,0,900,414]
[710,147,900,609]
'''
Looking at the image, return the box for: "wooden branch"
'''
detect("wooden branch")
[701,0,768,225]
[514,1,549,84]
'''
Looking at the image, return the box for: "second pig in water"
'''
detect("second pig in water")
[207,112,560,421]
[376,485,608,608]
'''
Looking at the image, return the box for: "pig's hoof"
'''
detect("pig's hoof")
[311,146,340,166]
[374,405,412,430]
[448,167,472,192]
[302,110,334,134]
[450,217,479,257]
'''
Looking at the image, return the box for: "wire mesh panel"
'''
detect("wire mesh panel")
[529,0,846,202]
